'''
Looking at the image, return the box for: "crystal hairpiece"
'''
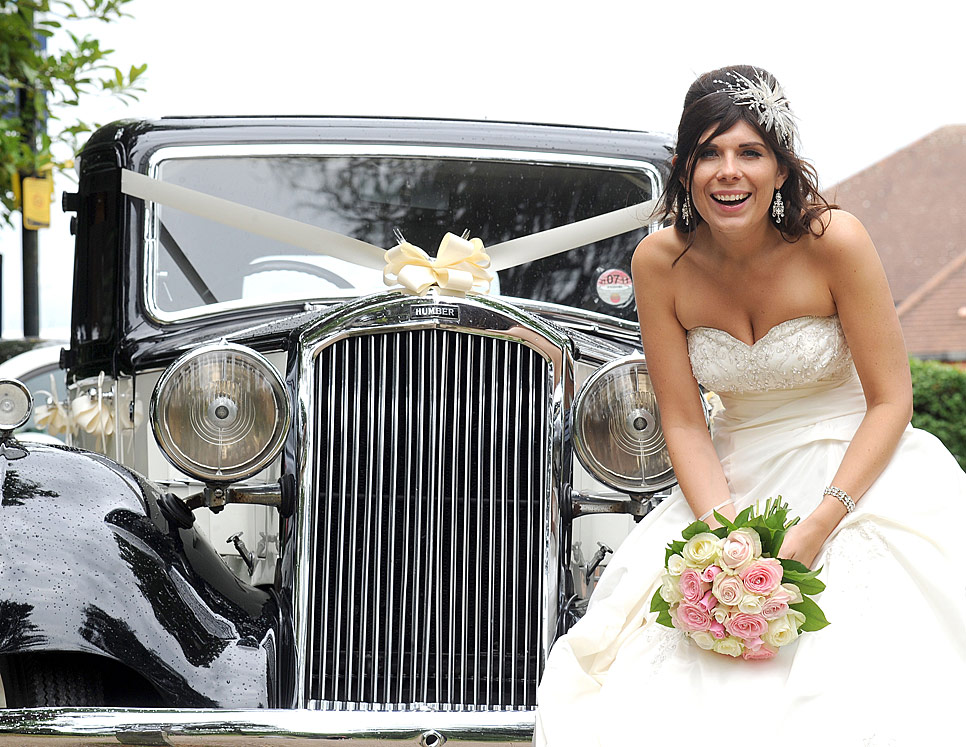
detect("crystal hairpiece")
[713,71,798,148]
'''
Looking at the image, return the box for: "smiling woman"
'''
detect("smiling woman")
[535,65,966,746]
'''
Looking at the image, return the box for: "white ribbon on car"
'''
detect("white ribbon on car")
[121,169,658,290]
[34,374,73,437]
[384,232,494,295]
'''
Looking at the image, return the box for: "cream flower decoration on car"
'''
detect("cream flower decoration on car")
[34,374,73,437]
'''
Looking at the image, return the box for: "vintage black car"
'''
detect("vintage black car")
[0,117,676,743]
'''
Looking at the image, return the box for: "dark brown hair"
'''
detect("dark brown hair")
[659,65,834,256]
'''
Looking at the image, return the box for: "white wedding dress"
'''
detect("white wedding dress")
[536,316,966,746]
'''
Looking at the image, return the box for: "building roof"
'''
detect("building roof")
[826,125,966,358]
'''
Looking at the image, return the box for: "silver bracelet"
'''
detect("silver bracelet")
[824,485,855,513]
[698,500,734,522]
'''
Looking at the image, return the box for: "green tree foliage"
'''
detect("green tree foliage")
[910,357,966,470]
[0,0,145,223]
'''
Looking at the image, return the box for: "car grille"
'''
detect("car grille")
[307,327,552,710]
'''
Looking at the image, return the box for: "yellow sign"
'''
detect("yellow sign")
[22,173,53,230]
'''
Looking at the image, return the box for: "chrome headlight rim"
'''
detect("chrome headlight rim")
[150,342,290,484]
[0,378,33,432]
[573,354,676,495]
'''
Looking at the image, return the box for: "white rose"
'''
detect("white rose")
[763,614,800,648]
[713,607,730,624]
[667,554,687,576]
[682,533,721,568]
[690,631,716,650]
[738,594,764,615]
[780,583,803,604]
[712,636,744,657]
[787,609,806,631]
[659,573,684,605]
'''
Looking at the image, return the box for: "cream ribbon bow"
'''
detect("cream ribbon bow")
[34,374,72,437]
[71,372,115,449]
[383,232,494,296]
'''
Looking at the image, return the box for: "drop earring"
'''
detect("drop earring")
[771,190,785,223]
[682,194,692,226]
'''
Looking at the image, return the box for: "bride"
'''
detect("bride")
[535,65,966,745]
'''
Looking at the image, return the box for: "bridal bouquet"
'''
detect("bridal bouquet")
[650,498,828,661]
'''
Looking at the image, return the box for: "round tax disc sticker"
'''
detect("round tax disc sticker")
[596,269,634,307]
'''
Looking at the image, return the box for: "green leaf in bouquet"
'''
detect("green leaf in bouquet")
[681,520,711,540]
[656,608,674,628]
[770,528,787,557]
[779,558,812,576]
[712,510,736,532]
[790,596,830,631]
[790,577,825,596]
[664,540,686,564]
[734,505,755,526]
[650,588,670,614]
[754,526,775,555]
[780,561,826,595]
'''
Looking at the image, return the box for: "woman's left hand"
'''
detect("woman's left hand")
[778,521,827,569]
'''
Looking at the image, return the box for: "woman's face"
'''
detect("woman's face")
[686,119,787,236]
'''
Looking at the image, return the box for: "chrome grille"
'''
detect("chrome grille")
[307,328,551,710]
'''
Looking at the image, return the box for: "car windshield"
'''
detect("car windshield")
[149,153,657,321]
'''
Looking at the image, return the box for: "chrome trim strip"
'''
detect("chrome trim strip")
[141,144,661,325]
[0,708,535,745]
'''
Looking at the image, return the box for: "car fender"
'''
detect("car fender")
[0,441,279,707]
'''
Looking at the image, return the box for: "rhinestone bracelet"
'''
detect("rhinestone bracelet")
[824,485,855,513]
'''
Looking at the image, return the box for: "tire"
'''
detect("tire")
[1,653,105,707]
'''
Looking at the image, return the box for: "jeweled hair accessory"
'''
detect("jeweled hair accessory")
[713,70,798,148]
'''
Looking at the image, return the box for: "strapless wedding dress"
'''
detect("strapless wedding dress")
[536,316,966,746]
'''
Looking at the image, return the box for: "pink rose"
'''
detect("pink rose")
[742,644,778,661]
[709,620,727,639]
[740,558,784,595]
[700,565,722,583]
[698,590,717,612]
[725,612,768,640]
[761,596,789,621]
[679,569,709,603]
[719,528,762,571]
[676,602,712,632]
[712,573,745,606]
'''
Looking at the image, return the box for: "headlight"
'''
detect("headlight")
[0,379,32,431]
[151,343,289,483]
[573,356,675,494]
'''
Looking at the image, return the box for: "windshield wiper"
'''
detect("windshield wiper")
[159,222,219,305]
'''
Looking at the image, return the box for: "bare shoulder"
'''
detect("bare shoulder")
[632,226,686,280]
[805,209,878,269]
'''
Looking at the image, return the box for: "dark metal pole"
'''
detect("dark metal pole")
[17,6,41,339]
[21,225,39,337]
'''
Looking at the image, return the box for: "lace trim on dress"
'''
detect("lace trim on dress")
[687,315,854,393]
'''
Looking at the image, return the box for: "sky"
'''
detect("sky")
[2,0,965,338]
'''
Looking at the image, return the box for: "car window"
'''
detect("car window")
[150,154,654,321]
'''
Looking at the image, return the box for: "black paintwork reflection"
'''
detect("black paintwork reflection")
[0,444,279,707]
[79,604,217,707]
[111,531,229,668]
[1,469,58,507]
[0,601,44,651]
[106,508,276,638]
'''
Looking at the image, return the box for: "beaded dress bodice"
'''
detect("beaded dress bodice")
[687,315,853,394]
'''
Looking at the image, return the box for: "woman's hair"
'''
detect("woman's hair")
[659,65,834,254]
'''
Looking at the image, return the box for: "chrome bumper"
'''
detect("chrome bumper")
[0,708,535,745]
